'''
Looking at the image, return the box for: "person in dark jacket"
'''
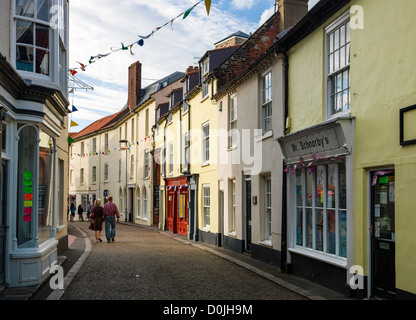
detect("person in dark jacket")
[89,199,104,243]
[77,204,84,221]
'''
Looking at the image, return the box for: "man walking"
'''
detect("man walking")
[103,196,120,243]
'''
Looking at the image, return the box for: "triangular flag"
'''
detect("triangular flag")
[68,136,75,144]
[205,0,211,15]
[121,43,129,50]
[183,4,197,19]
[70,120,79,127]
[72,105,78,112]
[69,69,77,76]
[137,39,144,46]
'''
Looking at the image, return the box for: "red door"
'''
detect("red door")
[167,189,177,233]
[165,177,189,236]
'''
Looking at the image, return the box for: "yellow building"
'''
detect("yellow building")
[277,0,416,299]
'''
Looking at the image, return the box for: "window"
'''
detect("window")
[201,59,209,98]
[203,184,210,228]
[131,118,135,142]
[229,94,238,147]
[105,133,109,151]
[70,169,73,185]
[14,0,52,76]
[168,113,173,124]
[136,188,141,218]
[262,71,272,133]
[130,155,134,179]
[230,179,236,232]
[144,151,149,179]
[92,138,96,153]
[142,187,148,220]
[145,109,149,135]
[80,168,84,184]
[265,177,272,240]
[183,101,189,114]
[294,162,347,259]
[169,142,173,175]
[92,166,96,183]
[104,163,108,181]
[184,132,190,171]
[81,141,84,155]
[327,14,350,116]
[161,146,166,177]
[202,122,209,164]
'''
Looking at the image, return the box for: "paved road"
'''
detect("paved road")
[47,222,305,301]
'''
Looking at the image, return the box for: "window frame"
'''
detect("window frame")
[229,94,238,148]
[144,151,149,179]
[325,11,351,119]
[203,184,210,229]
[202,121,210,165]
[265,177,272,241]
[261,70,272,134]
[168,142,173,175]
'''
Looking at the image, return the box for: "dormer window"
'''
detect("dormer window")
[201,59,209,98]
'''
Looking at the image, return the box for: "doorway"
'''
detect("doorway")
[244,177,252,253]
[371,170,396,299]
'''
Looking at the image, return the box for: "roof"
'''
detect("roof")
[72,71,185,141]
[213,31,250,46]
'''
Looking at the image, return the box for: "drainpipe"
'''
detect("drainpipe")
[163,115,169,230]
[275,43,289,273]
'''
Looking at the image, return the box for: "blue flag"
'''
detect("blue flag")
[72,106,78,112]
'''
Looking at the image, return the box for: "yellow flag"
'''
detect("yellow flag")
[205,0,211,15]
[70,120,79,127]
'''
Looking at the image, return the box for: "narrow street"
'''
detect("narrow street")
[34,222,306,301]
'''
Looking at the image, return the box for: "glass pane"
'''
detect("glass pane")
[327,164,336,208]
[342,89,349,112]
[17,126,38,248]
[339,162,347,209]
[336,92,343,114]
[36,24,49,49]
[334,29,339,50]
[340,25,345,47]
[316,209,323,251]
[343,70,349,91]
[16,0,35,17]
[334,49,339,71]
[329,53,334,73]
[346,21,350,43]
[36,49,49,75]
[340,46,346,69]
[306,172,312,207]
[16,45,34,72]
[296,208,303,246]
[38,130,53,244]
[339,210,347,258]
[306,208,313,249]
[296,169,302,206]
[37,0,52,22]
[327,210,336,254]
[329,33,334,53]
[316,166,324,208]
[346,43,350,65]
[16,20,34,45]
[336,73,342,92]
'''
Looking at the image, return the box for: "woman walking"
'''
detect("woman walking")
[90,199,104,243]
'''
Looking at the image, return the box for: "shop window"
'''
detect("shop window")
[265,177,272,241]
[294,162,347,259]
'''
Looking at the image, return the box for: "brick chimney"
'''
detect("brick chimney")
[278,0,309,31]
[127,61,142,111]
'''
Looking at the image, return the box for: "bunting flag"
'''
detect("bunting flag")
[68,1,208,75]
[70,120,79,127]
[68,136,75,144]
[72,105,78,112]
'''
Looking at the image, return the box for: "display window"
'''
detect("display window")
[294,162,347,259]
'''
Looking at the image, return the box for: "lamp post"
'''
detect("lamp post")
[119,139,128,222]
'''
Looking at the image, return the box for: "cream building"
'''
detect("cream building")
[0,0,70,288]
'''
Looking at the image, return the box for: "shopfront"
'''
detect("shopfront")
[278,117,355,293]
[165,176,189,236]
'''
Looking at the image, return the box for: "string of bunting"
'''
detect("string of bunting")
[68,0,211,76]
[284,154,345,175]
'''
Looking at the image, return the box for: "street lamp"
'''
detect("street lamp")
[119,139,128,222]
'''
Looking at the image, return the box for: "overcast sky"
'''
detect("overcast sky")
[69,0,320,132]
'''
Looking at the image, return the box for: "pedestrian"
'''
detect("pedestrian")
[78,204,84,222]
[86,201,92,222]
[89,199,104,243]
[103,195,120,243]
[70,203,76,222]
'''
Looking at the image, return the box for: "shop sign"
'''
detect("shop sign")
[278,119,352,164]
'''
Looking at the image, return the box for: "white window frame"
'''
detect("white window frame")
[92,138,96,153]
[203,184,210,229]
[136,188,141,218]
[92,166,96,184]
[80,168,84,185]
[326,11,351,119]
[161,146,166,177]
[202,122,210,165]
[261,70,272,134]
[142,187,148,220]
[264,177,272,241]
[104,163,109,181]
[144,151,149,179]
[168,142,173,175]
[230,179,236,233]
[201,59,209,99]
[105,133,109,151]
[130,155,134,179]
[183,132,190,170]
[229,94,238,148]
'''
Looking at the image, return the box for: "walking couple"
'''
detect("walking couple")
[89,196,120,243]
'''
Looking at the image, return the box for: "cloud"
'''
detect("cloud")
[258,6,275,26]
[230,0,258,10]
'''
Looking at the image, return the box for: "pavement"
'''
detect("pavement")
[0,220,353,301]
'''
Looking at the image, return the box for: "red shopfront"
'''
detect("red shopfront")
[165,176,189,236]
